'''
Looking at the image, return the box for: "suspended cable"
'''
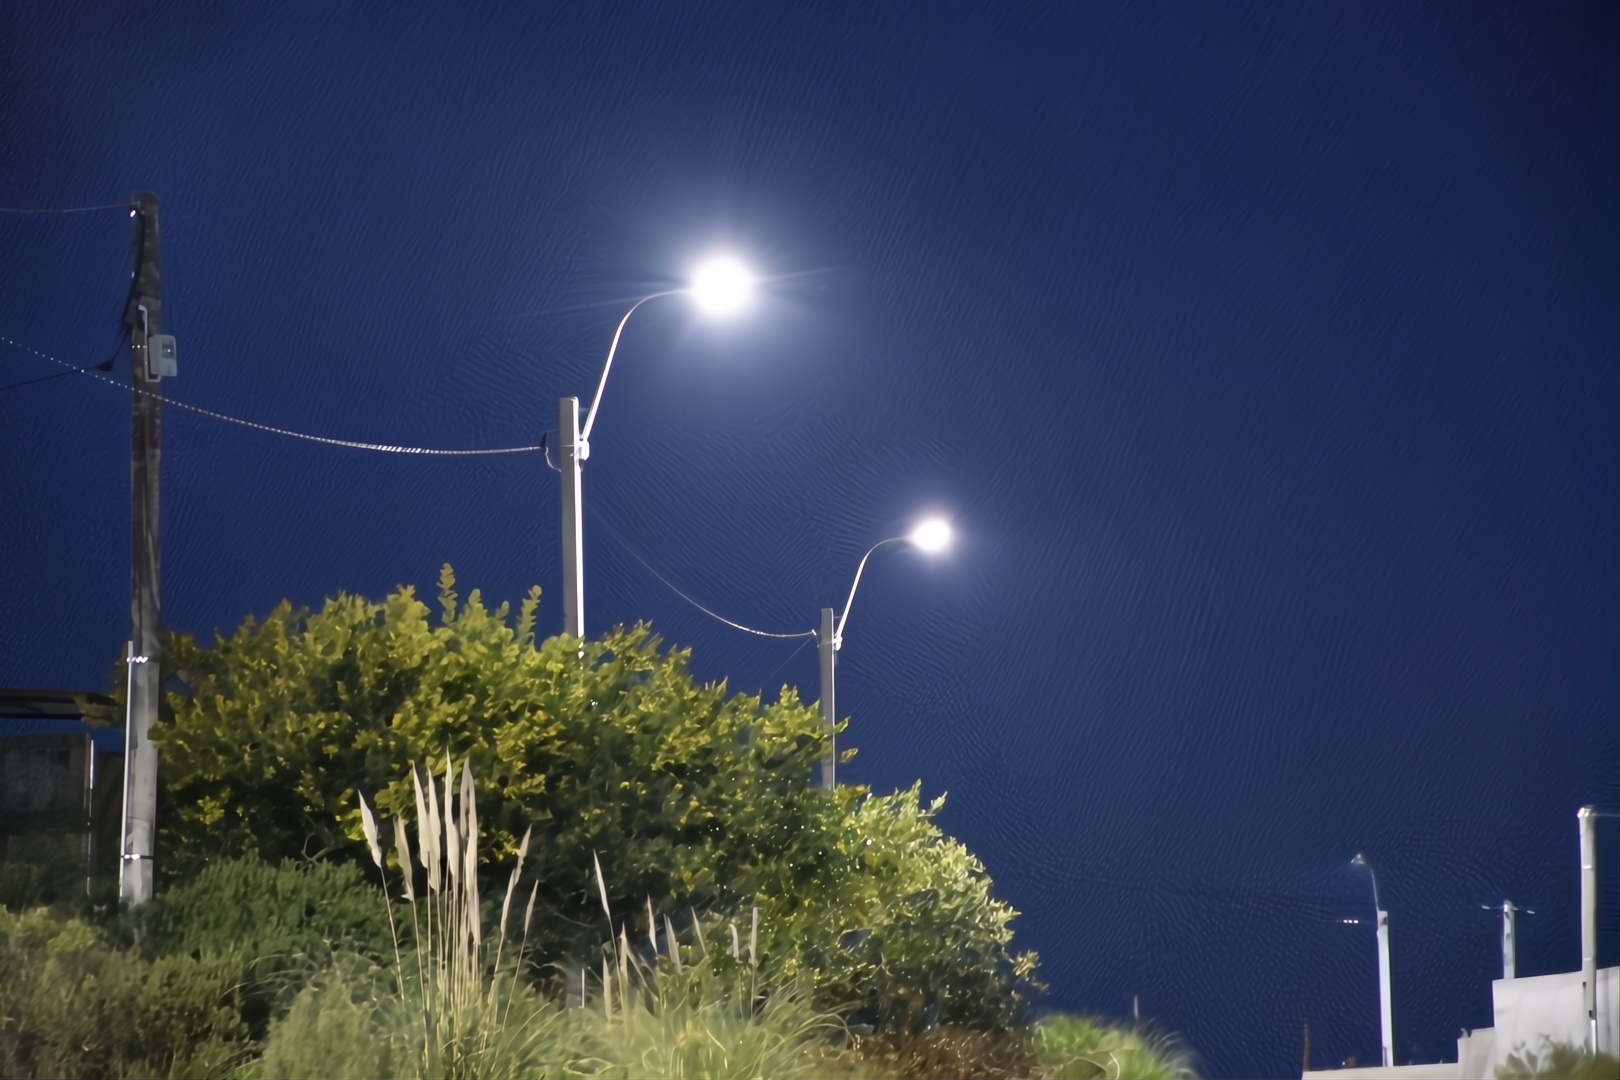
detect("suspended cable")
[0,202,135,215]
[589,505,816,640]
[757,635,815,690]
[0,333,543,456]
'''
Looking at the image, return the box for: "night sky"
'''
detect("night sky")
[2,3,1615,1076]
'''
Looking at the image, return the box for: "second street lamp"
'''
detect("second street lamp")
[818,517,953,788]
[558,257,755,639]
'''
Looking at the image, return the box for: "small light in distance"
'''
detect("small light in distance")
[688,256,754,317]
[909,517,953,554]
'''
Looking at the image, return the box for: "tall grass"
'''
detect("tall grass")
[254,758,850,1079]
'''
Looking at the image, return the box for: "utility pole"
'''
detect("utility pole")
[121,191,172,905]
[559,396,585,639]
[1485,900,1529,980]
[1375,907,1393,1067]
[818,608,836,788]
[1578,806,1598,1055]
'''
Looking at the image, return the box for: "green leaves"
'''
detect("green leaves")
[138,567,1037,1032]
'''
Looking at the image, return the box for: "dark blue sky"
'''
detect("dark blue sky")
[2,3,1615,1075]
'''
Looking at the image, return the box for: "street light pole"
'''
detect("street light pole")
[554,259,751,641]
[560,396,585,639]
[817,520,952,788]
[1352,854,1394,1068]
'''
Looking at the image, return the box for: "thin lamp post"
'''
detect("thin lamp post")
[558,257,753,639]
[1352,853,1394,1068]
[818,518,951,788]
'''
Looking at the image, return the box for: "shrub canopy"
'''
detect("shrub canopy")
[118,569,1036,1029]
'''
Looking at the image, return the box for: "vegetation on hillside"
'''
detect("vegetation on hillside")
[0,569,1198,1077]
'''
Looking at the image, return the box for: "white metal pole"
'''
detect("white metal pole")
[1500,902,1517,980]
[560,397,585,639]
[1376,908,1394,1067]
[819,607,836,788]
[1579,805,1598,1055]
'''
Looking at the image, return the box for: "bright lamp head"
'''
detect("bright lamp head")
[908,518,953,554]
[688,256,754,316]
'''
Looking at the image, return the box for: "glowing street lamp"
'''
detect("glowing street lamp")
[817,517,954,788]
[558,256,756,638]
[1351,853,1395,1068]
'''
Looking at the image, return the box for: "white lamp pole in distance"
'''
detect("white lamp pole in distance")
[1352,853,1394,1068]
[819,517,953,788]
[558,256,755,640]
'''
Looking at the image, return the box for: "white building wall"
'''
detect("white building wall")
[1302,966,1616,1080]
[1488,967,1617,1068]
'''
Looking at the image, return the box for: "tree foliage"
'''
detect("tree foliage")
[113,568,1036,1029]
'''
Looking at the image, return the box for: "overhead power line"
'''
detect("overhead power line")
[0,333,542,456]
[0,202,134,215]
[589,505,816,640]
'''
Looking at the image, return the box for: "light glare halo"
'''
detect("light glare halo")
[909,518,953,554]
[689,256,754,316]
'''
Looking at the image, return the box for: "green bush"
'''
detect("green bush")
[121,854,394,1040]
[105,569,1037,1030]
[0,906,248,1079]
[1032,1014,1193,1079]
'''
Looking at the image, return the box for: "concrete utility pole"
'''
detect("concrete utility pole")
[559,396,585,639]
[1487,900,1528,980]
[121,191,171,905]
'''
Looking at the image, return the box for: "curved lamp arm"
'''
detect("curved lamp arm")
[1352,854,1382,910]
[579,289,683,447]
[832,536,906,650]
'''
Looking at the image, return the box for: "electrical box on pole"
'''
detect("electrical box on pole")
[120,190,167,905]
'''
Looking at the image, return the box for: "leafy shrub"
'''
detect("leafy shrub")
[134,851,391,959]
[848,1026,1040,1079]
[111,569,1036,1029]
[120,854,394,1040]
[764,784,1040,1031]
[1032,1014,1194,1079]
[0,906,248,1079]
[0,833,95,912]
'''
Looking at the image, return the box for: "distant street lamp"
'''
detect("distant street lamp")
[818,518,953,788]
[558,256,756,638]
[1351,853,1394,1067]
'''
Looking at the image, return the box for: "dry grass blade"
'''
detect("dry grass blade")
[749,905,759,969]
[522,880,539,938]
[394,816,416,901]
[691,907,706,958]
[602,958,613,1020]
[646,896,658,957]
[444,757,462,893]
[729,921,740,961]
[422,765,443,893]
[664,913,682,973]
[358,791,383,868]
[461,761,481,951]
[593,851,612,922]
[499,825,532,941]
[411,766,431,866]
